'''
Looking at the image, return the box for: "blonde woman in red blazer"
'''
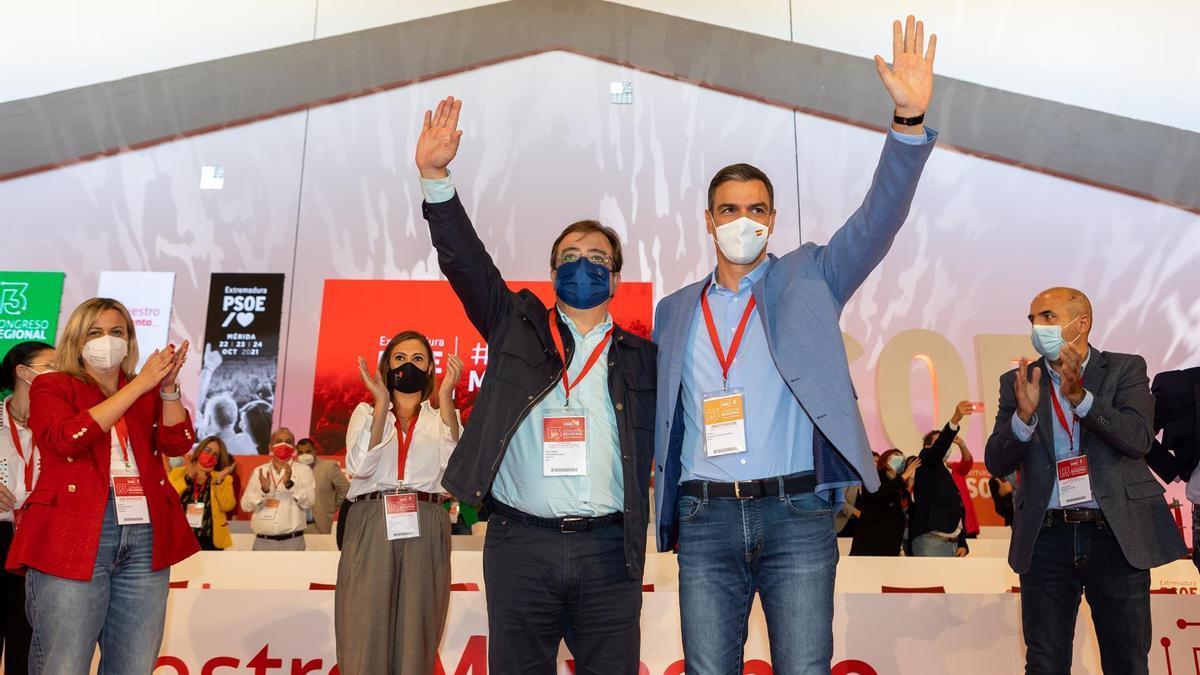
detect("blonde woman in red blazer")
[7,297,199,674]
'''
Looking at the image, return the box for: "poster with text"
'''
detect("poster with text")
[0,271,64,382]
[196,273,285,455]
[97,271,176,370]
[309,279,653,455]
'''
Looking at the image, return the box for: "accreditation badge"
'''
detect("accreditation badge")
[702,388,748,458]
[543,409,588,477]
[384,492,420,540]
[1056,456,1093,506]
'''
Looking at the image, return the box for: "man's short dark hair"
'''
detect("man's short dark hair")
[922,430,939,448]
[708,163,774,213]
[550,220,624,273]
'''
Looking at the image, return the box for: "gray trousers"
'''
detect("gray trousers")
[335,498,451,675]
[251,533,306,551]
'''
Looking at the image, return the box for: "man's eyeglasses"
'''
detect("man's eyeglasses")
[557,251,613,269]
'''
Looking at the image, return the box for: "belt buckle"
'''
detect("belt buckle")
[560,517,584,533]
[1062,510,1086,524]
[733,481,750,500]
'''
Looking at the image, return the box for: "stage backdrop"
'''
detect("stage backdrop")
[0,52,1196,531]
[309,279,654,454]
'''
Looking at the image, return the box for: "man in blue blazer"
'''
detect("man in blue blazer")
[652,15,938,674]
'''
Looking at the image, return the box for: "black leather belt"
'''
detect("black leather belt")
[681,472,816,500]
[256,530,305,541]
[353,490,444,504]
[1046,508,1105,525]
[489,500,622,533]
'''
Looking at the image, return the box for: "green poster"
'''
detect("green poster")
[0,271,65,365]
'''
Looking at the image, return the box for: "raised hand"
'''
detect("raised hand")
[357,357,389,406]
[259,468,271,492]
[415,96,464,180]
[282,464,293,485]
[202,342,223,373]
[950,400,974,426]
[438,354,464,401]
[1058,342,1086,406]
[873,15,936,118]
[1014,357,1042,425]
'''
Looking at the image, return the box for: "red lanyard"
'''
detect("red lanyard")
[548,309,613,406]
[191,479,207,503]
[113,417,133,469]
[1048,386,1077,453]
[5,402,35,492]
[395,409,420,482]
[700,281,758,388]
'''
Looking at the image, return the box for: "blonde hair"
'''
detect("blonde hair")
[55,298,140,382]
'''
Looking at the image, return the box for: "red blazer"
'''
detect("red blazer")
[7,372,200,580]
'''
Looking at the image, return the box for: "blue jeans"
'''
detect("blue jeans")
[27,497,169,675]
[677,486,836,675]
[1019,515,1150,675]
[911,532,957,557]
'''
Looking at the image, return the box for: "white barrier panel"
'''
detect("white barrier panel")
[170,552,1197,594]
[150,591,1200,674]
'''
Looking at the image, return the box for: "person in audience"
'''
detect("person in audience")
[240,427,315,550]
[1144,366,1199,572]
[9,297,198,673]
[909,401,975,557]
[932,428,980,538]
[0,340,54,673]
[851,449,919,556]
[417,97,658,674]
[985,287,1186,674]
[168,436,236,550]
[298,437,350,535]
[334,332,462,674]
[988,474,1015,526]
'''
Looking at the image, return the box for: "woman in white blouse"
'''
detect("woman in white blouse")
[334,330,462,675]
[0,340,54,673]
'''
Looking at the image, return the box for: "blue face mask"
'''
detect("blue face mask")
[554,258,612,310]
[1031,315,1082,361]
[887,456,905,473]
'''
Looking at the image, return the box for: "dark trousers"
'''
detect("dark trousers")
[0,522,31,674]
[1019,516,1151,675]
[482,510,642,675]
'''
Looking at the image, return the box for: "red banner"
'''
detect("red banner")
[308,279,653,454]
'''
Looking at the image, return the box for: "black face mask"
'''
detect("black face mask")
[388,362,429,394]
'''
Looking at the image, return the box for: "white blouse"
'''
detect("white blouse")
[0,396,42,522]
[344,400,458,499]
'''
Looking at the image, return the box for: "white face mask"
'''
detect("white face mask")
[1030,315,1083,361]
[82,335,128,373]
[297,453,316,466]
[713,216,769,265]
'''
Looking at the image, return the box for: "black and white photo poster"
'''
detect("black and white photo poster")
[195,273,285,455]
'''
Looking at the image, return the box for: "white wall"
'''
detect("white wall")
[2,0,1195,132]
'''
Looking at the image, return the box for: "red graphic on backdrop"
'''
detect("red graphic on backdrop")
[309,279,653,453]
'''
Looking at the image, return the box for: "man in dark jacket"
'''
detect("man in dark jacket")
[415,96,657,675]
[985,287,1186,675]
[1145,366,1199,572]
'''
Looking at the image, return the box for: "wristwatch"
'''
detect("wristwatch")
[893,112,925,126]
[284,480,295,490]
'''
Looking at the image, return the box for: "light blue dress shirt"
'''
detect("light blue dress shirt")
[679,259,816,482]
[1011,353,1098,510]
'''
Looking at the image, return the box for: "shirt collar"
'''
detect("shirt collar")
[706,256,771,296]
[0,395,9,430]
[558,309,613,340]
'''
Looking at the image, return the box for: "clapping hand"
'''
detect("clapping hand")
[1059,342,1086,406]
[358,357,390,406]
[1014,358,1042,424]
[438,354,464,401]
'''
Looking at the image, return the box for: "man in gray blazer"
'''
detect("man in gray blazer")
[652,15,937,673]
[985,287,1186,675]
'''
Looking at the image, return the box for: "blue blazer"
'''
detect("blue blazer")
[652,132,937,551]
